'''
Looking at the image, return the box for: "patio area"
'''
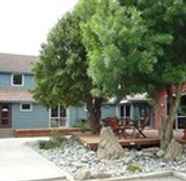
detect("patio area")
[76,129,186,150]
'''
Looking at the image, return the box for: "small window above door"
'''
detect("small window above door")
[11,73,24,86]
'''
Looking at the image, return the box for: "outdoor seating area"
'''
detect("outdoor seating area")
[77,129,159,150]
[73,129,186,150]
[102,116,149,139]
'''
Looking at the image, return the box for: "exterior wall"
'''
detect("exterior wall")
[68,104,116,127]
[12,103,49,129]
[154,85,186,130]
[0,72,35,90]
[101,104,116,118]
[68,106,87,127]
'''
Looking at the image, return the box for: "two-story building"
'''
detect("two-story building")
[0,53,152,129]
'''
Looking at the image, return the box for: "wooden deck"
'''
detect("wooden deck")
[15,128,81,137]
[78,129,186,150]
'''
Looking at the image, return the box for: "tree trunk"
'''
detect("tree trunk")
[86,96,102,133]
[160,85,182,152]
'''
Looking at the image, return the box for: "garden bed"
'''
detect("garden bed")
[32,136,186,180]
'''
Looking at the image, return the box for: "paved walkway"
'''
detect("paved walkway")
[0,137,66,181]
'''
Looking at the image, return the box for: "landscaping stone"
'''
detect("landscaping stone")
[32,136,186,179]
[75,168,91,180]
[164,139,183,161]
[97,127,125,160]
[156,150,165,158]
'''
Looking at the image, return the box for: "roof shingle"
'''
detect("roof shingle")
[0,53,37,74]
[0,88,34,102]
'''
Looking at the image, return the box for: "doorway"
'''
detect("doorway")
[0,104,11,128]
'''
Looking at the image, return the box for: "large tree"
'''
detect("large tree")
[118,0,186,151]
[33,8,103,132]
[83,0,186,151]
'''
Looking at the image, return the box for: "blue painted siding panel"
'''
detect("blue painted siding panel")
[0,73,10,87]
[23,74,35,90]
[68,105,116,126]
[68,106,87,126]
[0,73,35,90]
[12,103,49,129]
[101,105,116,118]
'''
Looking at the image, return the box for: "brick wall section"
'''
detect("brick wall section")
[154,84,186,129]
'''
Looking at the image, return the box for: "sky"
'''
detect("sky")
[0,0,79,56]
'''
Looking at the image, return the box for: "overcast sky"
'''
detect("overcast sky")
[0,0,79,56]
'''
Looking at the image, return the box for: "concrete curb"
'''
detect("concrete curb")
[25,176,66,181]
[84,171,186,181]
[173,171,186,180]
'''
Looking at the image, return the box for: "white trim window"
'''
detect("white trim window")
[120,104,131,119]
[20,103,32,112]
[49,105,66,127]
[11,73,24,86]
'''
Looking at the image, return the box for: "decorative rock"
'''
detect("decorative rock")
[164,138,183,161]
[75,168,91,180]
[97,127,125,160]
[156,149,165,158]
[33,136,186,179]
[92,173,112,179]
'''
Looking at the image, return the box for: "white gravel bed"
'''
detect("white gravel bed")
[32,137,186,179]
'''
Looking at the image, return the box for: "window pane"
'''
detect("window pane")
[120,105,124,117]
[60,106,66,117]
[51,107,58,117]
[22,104,31,110]
[13,74,22,85]
[126,104,130,117]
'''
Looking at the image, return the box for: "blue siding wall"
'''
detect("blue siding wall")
[101,105,116,118]
[68,106,87,126]
[0,73,35,90]
[12,103,49,129]
[68,105,116,126]
[0,73,10,87]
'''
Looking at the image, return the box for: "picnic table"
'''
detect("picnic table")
[102,116,149,138]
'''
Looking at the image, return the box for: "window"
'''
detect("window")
[60,106,66,117]
[49,105,67,127]
[20,104,32,112]
[120,104,131,118]
[50,105,66,118]
[51,106,58,117]
[11,74,24,86]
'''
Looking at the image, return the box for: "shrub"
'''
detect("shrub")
[50,129,66,143]
[127,163,143,173]
[72,119,91,132]
[39,140,61,150]
[39,129,66,150]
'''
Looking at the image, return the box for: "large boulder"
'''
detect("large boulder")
[97,127,125,160]
[164,138,183,161]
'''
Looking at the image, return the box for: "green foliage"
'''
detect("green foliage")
[39,130,65,150]
[127,163,143,173]
[80,0,186,99]
[82,0,166,97]
[33,12,92,107]
[72,119,91,132]
[50,129,66,143]
[119,0,186,91]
